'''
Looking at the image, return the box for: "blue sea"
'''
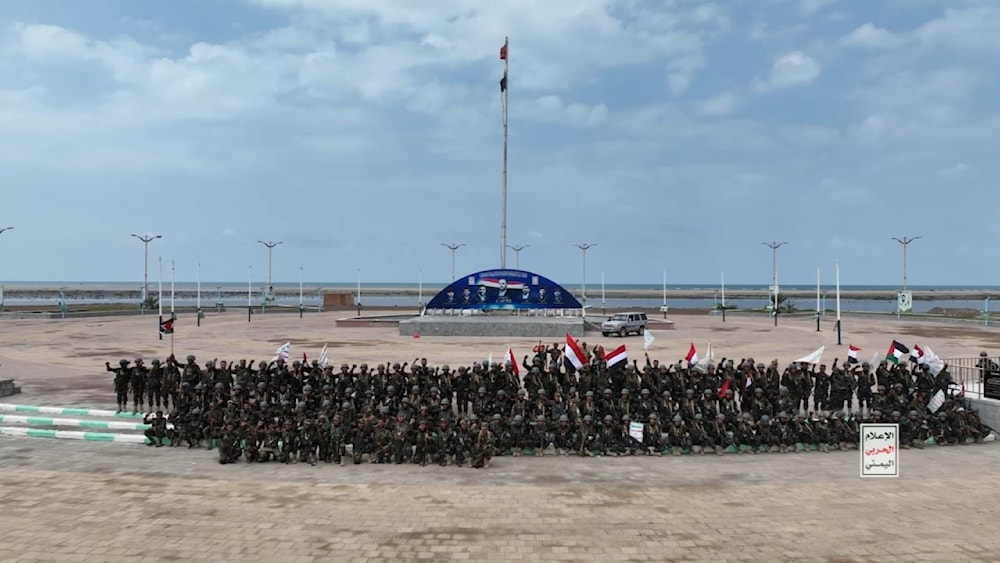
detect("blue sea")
[2,282,998,314]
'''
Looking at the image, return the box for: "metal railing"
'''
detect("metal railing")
[940,356,998,398]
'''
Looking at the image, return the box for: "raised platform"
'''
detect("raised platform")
[398,315,586,338]
[968,396,1000,432]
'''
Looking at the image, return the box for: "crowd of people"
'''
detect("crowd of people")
[106,340,993,467]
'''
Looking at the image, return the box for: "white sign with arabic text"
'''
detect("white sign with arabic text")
[860,423,899,478]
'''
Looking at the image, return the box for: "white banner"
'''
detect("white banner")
[629,421,644,443]
[860,423,899,478]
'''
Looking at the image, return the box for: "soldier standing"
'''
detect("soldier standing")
[107,359,131,413]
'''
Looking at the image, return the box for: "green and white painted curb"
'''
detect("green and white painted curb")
[0,403,147,419]
[0,426,148,444]
[0,414,171,431]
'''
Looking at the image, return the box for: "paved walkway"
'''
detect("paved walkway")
[1,436,999,562]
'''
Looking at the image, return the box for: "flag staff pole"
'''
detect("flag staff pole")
[721,270,726,322]
[157,257,163,341]
[170,260,175,356]
[816,265,821,332]
[248,265,253,323]
[835,259,842,345]
[500,36,509,268]
[196,262,202,327]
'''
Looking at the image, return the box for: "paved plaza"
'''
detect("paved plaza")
[1,312,1000,561]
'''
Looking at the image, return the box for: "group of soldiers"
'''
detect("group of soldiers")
[107,340,993,467]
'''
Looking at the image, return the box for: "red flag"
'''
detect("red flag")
[961,383,966,395]
[499,43,507,60]
[564,333,586,370]
[505,347,520,376]
[718,378,730,399]
[533,340,543,353]
[302,352,307,363]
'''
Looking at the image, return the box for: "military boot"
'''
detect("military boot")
[715,445,724,456]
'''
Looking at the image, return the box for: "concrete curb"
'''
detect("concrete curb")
[0,403,147,419]
[0,426,147,444]
[0,414,165,431]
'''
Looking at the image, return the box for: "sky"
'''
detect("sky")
[0,0,998,286]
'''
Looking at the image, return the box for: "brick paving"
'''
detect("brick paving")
[2,313,1000,561]
[1,435,999,561]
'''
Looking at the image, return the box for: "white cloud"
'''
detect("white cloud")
[939,163,971,178]
[754,51,821,91]
[696,92,739,116]
[525,95,608,127]
[841,23,904,49]
[800,0,839,16]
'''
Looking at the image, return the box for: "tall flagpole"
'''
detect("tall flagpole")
[157,257,163,341]
[500,36,509,268]
[170,260,175,356]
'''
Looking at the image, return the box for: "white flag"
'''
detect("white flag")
[923,346,945,376]
[273,342,290,362]
[927,389,946,413]
[795,346,825,365]
[318,344,329,369]
[696,341,714,368]
[643,330,656,351]
[487,352,493,367]
[629,421,644,443]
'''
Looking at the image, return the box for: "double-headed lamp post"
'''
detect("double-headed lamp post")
[131,233,161,311]
[891,236,921,292]
[507,244,529,269]
[0,227,12,235]
[441,243,465,280]
[762,241,787,326]
[257,240,283,293]
[573,243,597,303]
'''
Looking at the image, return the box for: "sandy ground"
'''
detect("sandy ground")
[2,311,1000,562]
[1,310,997,408]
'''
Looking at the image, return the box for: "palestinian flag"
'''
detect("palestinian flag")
[847,344,861,364]
[886,340,909,364]
[159,317,174,335]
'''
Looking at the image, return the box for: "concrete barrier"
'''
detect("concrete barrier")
[967,397,1000,432]
[0,403,146,419]
[0,414,166,431]
[399,315,586,338]
[0,426,147,444]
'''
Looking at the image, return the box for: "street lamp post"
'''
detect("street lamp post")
[891,236,921,293]
[762,241,787,326]
[131,233,161,314]
[0,227,10,308]
[257,240,283,294]
[573,243,597,303]
[441,243,466,281]
[507,244,529,269]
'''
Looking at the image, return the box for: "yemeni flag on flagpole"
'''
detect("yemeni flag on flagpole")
[564,333,587,370]
[505,347,520,376]
[847,344,861,364]
[886,340,909,364]
[718,378,730,399]
[685,343,698,365]
[911,345,926,365]
[604,344,627,367]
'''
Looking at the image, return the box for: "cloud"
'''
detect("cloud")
[523,95,608,127]
[939,163,971,178]
[799,0,839,16]
[753,51,821,91]
[840,23,904,49]
[696,92,739,116]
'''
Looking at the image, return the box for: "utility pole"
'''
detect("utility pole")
[441,243,465,281]
[573,243,597,303]
[762,241,787,326]
[891,236,921,292]
[507,244,529,269]
[131,233,161,314]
